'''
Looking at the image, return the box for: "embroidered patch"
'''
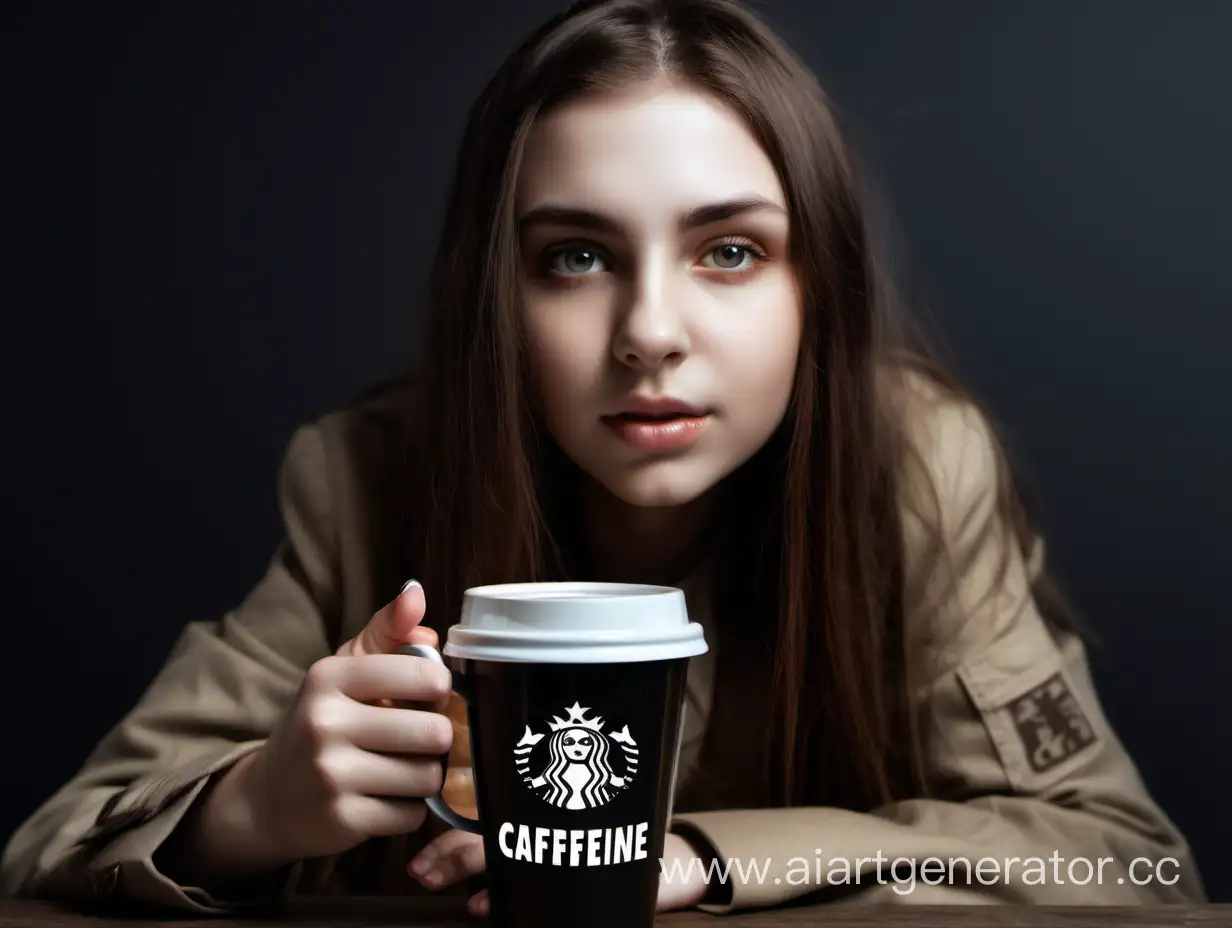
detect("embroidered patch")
[1007,672,1098,773]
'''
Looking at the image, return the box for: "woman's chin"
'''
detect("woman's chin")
[595,464,720,509]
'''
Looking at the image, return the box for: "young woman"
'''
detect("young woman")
[1,0,1206,915]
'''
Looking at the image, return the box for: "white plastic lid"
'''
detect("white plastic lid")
[441,581,708,664]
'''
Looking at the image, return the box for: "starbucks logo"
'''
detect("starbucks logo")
[515,701,638,810]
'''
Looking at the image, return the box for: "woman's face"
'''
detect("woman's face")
[561,728,596,762]
[516,79,801,508]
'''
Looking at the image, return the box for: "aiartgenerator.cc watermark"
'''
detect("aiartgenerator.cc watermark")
[660,849,1183,895]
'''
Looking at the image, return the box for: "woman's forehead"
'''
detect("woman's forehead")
[515,81,785,228]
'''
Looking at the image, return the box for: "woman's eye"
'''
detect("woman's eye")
[547,247,606,276]
[703,243,755,270]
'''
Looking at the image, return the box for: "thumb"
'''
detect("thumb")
[337,579,431,657]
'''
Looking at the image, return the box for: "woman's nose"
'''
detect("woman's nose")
[611,262,690,371]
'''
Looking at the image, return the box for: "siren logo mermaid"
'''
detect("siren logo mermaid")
[515,702,638,809]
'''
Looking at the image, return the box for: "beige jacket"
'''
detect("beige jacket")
[0,379,1207,912]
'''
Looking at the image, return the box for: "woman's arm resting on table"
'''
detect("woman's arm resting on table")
[670,624,1208,912]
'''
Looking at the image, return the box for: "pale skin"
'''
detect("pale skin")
[409,76,803,915]
[159,77,801,915]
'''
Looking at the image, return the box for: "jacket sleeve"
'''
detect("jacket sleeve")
[669,400,1208,911]
[0,424,339,912]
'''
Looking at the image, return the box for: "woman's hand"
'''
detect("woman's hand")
[164,581,453,884]
[408,829,491,917]
[657,832,711,910]
[406,830,709,916]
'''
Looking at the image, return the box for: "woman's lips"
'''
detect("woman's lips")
[600,413,711,452]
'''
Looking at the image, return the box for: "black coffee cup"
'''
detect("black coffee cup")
[400,581,708,928]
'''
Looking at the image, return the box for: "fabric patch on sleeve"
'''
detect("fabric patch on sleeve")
[1006,672,1097,774]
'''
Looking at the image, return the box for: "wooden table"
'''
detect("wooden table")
[1,899,1228,927]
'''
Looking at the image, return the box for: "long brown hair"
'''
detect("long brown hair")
[408,0,1079,813]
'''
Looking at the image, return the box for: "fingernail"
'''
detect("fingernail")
[470,896,489,916]
[400,578,421,594]
[409,855,432,875]
[421,870,442,887]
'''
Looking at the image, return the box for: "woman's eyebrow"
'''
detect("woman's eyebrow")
[517,195,786,235]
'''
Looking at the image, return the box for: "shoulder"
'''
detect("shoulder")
[276,376,423,618]
[312,375,422,482]
[885,364,1042,674]
[891,366,1003,532]
[278,375,420,502]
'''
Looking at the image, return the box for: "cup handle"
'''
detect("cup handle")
[397,643,483,835]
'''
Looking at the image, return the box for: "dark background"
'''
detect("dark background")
[5,0,1229,902]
